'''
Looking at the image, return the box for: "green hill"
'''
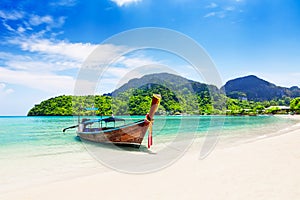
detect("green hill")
[27,95,113,116]
[223,75,300,101]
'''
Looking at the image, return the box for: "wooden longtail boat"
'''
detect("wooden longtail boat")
[77,94,161,148]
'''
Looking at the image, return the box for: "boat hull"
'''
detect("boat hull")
[77,120,149,147]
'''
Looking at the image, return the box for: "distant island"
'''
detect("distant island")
[27,73,300,116]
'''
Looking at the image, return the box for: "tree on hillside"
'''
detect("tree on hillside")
[290,97,300,114]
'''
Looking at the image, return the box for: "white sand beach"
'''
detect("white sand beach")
[1,116,300,200]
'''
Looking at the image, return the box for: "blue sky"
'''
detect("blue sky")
[0,0,300,115]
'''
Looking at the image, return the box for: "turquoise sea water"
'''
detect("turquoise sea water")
[0,115,297,148]
[0,115,299,157]
[0,115,299,193]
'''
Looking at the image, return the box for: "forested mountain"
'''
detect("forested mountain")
[223,75,300,101]
[27,73,300,116]
[109,73,220,97]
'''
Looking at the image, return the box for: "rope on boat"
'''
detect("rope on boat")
[145,113,154,148]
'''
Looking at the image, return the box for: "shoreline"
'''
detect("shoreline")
[1,116,300,199]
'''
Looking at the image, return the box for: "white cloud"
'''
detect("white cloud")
[225,6,235,11]
[0,83,14,95]
[0,51,79,72]
[0,10,26,32]
[29,15,54,26]
[206,3,218,9]
[2,21,15,32]
[0,36,132,94]
[8,37,98,61]
[111,0,141,7]
[203,1,242,19]
[23,21,33,31]
[17,26,26,33]
[1,10,66,35]
[204,9,229,18]
[6,59,80,72]
[0,10,24,20]
[117,56,159,68]
[0,51,77,95]
[49,0,77,7]
[204,12,216,18]
[0,67,74,93]
[104,55,162,80]
[5,88,14,94]
[56,16,66,27]
[82,44,129,66]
